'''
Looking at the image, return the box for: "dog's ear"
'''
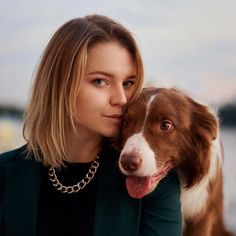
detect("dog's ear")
[189,97,218,140]
[180,97,219,188]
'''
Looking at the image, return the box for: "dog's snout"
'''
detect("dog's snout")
[120,153,142,172]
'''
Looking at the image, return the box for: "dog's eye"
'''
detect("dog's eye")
[160,120,173,130]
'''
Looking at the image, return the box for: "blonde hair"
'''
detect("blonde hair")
[23,14,144,167]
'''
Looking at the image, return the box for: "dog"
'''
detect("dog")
[118,87,232,236]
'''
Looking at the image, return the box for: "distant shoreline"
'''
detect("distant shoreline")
[1,104,236,127]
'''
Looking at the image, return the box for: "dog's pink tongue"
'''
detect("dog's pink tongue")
[125,161,174,199]
[126,176,153,199]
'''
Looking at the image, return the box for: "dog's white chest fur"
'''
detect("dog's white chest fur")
[181,179,209,219]
[180,138,222,219]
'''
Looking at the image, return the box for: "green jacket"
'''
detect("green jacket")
[0,145,182,236]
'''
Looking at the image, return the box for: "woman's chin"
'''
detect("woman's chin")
[103,128,119,138]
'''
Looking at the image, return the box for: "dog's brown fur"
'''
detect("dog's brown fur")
[119,88,233,236]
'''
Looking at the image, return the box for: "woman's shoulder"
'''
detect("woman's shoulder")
[143,170,180,204]
[159,170,180,189]
[0,145,28,166]
[158,170,180,195]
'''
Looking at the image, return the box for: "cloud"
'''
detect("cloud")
[0,0,236,106]
[199,73,236,105]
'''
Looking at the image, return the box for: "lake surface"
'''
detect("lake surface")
[221,127,236,233]
[0,118,236,233]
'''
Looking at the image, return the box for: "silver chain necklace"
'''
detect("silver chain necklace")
[48,156,99,194]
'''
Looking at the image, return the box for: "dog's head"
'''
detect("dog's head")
[118,87,218,198]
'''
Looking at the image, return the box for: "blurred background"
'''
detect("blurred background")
[0,0,235,233]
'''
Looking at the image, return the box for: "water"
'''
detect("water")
[0,116,25,152]
[221,127,236,234]
[0,118,236,233]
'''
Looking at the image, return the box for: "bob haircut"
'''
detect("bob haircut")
[23,14,144,167]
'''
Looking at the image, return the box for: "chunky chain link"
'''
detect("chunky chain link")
[48,156,99,194]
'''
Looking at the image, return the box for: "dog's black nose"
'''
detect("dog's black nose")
[120,153,142,172]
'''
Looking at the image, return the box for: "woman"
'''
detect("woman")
[0,15,182,235]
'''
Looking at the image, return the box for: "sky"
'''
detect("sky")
[0,0,236,107]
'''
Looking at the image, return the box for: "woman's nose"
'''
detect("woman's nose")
[110,87,127,106]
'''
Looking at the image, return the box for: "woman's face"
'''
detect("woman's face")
[75,41,137,138]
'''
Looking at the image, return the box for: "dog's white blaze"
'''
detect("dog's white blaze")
[141,95,156,132]
[181,135,222,219]
[120,94,159,176]
[119,133,157,176]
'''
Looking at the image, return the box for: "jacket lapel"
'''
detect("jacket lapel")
[4,157,43,236]
[93,149,141,236]
[3,147,141,235]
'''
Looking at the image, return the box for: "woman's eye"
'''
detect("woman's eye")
[92,79,107,86]
[160,120,173,130]
[123,80,135,88]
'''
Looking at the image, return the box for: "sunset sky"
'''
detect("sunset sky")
[1,0,236,107]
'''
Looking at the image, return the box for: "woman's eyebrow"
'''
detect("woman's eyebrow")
[126,75,136,79]
[88,71,136,79]
[88,71,114,77]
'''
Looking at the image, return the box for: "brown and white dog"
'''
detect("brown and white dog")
[118,87,232,236]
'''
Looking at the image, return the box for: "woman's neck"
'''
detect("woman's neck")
[67,129,103,163]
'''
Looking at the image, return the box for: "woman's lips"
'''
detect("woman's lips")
[105,114,122,118]
[103,114,122,124]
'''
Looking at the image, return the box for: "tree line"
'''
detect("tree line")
[218,103,236,127]
[0,103,236,127]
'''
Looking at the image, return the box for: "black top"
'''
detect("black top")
[36,161,99,236]
[0,145,182,236]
